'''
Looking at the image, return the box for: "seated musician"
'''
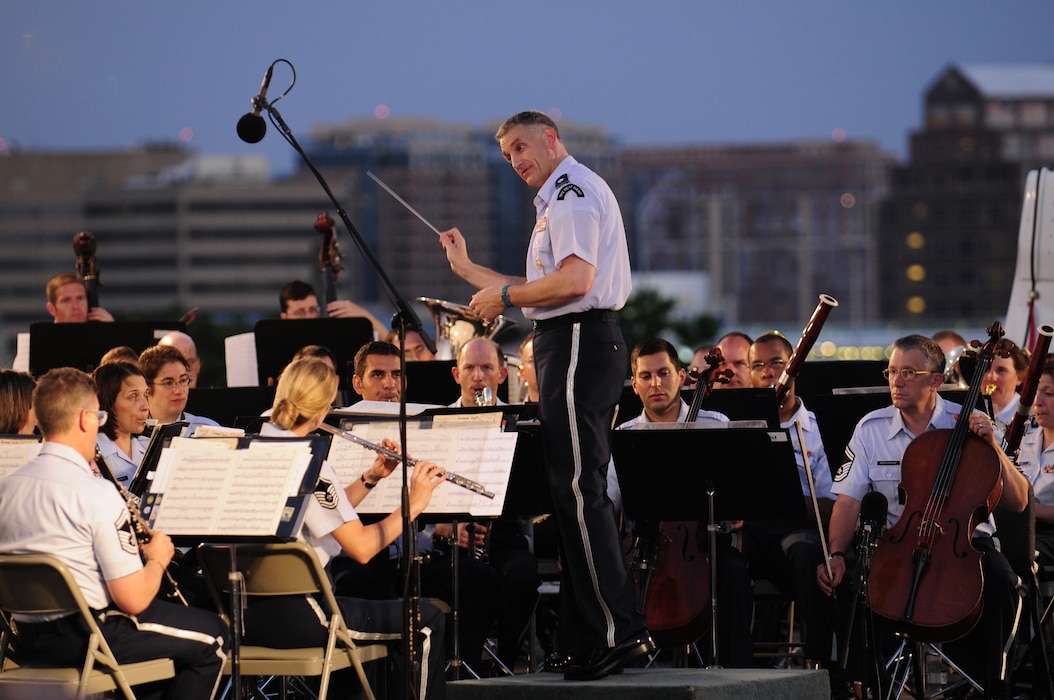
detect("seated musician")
[742,332,839,673]
[1014,355,1054,570]
[279,279,389,338]
[331,340,501,673]
[0,369,36,435]
[0,368,228,699]
[441,337,541,671]
[981,339,1027,436]
[138,345,220,435]
[619,337,754,668]
[517,332,539,403]
[932,329,968,387]
[713,331,753,389]
[11,272,116,371]
[100,345,140,367]
[93,362,150,486]
[253,357,447,699]
[387,329,437,362]
[159,331,202,388]
[818,334,1029,697]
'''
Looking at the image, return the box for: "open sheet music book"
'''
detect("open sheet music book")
[0,436,43,479]
[328,413,518,517]
[140,434,328,541]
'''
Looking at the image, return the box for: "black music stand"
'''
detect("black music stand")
[29,320,184,376]
[254,317,373,391]
[611,426,805,666]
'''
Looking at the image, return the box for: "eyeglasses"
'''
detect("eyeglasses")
[881,368,934,381]
[153,377,192,390]
[82,408,108,426]
[750,359,787,372]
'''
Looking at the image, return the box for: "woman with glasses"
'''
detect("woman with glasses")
[92,361,150,485]
[138,345,220,435]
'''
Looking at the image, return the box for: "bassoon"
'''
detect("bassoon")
[774,294,839,407]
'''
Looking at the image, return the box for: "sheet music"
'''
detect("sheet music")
[146,438,313,536]
[326,422,517,517]
[224,332,258,387]
[0,439,42,478]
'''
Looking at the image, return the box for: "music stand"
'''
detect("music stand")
[29,320,184,376]
[253,318,373,391]
[611,426,805,665]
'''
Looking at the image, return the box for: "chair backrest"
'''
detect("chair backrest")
[197,542,339,620]
[0,554,93,623]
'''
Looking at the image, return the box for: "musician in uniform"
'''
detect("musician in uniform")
[743,332,839,672]
[818,334,1029,698]
[440,110,651,680]
[138,345,220,435]
[619,337,754,667]
[981,339,1027,436]
[441,337,541,671]
[0,367,228,699]
[1014,355,1054,569]
[93,361,151,486]
[714,332,753,390]
[159,331,202,388]
[387,329,437,362]
[255,357,448,699]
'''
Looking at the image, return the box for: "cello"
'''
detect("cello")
[313,212,344,317]
[73,231,101,311]
[627,349,728,650]
[866,323,1010,642]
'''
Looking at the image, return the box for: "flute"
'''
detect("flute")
[318,423,496,499]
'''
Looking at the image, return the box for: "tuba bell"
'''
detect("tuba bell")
[417,296,514,360]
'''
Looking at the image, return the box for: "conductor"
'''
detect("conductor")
[439,110,651,681]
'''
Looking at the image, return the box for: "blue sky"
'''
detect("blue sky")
[3,2,1052,175]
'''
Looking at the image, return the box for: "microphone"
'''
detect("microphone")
[236,64,274,144]
[857,490,888,551]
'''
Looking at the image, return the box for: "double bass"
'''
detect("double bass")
[313,212,344,317]
[866,323,1009,642]
[73,231,101,311]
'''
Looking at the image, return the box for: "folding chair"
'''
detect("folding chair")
[0,553,176,700]
[197,541,388,700]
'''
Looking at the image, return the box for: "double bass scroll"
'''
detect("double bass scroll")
[313,212,344,316]
[73,231,101,311]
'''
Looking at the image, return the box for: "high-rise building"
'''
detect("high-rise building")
[879,64,1054,324]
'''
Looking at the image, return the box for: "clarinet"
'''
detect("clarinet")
[94,447,188,606]
[470,389,494,561]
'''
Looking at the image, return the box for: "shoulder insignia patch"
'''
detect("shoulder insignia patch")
[114,509,138,556]
[314,478,339,510]
[555,174,569,186]
[557,183,585,200]
[834,445,854,482]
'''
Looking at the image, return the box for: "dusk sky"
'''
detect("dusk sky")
[4,2,1053,176]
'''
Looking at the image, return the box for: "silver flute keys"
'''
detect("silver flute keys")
[317,423,495,499]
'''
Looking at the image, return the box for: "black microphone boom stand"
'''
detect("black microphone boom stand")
[247,65,438,700]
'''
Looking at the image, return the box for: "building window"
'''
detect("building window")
[1021,102,1048,127]
[986,101,1015,129]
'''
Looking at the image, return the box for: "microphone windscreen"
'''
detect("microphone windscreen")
[236,113,266,144]
[860,490,888,526]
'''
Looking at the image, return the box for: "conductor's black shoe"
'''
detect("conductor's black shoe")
[544,651,574,673]
[564,635,655,681]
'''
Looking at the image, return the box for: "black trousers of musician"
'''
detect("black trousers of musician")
[242,594,447,700]
[713,538,756,667]
[487,522,542,667]
[12,598,228,700]
[533,313,647,654]
[740,519,836,664]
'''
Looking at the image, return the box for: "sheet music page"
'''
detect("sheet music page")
[327,422,516,517]
[0,439,42,478]
[147,440,312,536]
[224,332,258,387]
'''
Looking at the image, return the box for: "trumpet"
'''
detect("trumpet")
[317,423,495,499]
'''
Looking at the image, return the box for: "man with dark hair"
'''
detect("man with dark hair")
[351,341,403,403]
[620,337,754,667]
[0,368,228,698]
[279,279,389,337]
[819,334,1029,696]
[440,109,650,680]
